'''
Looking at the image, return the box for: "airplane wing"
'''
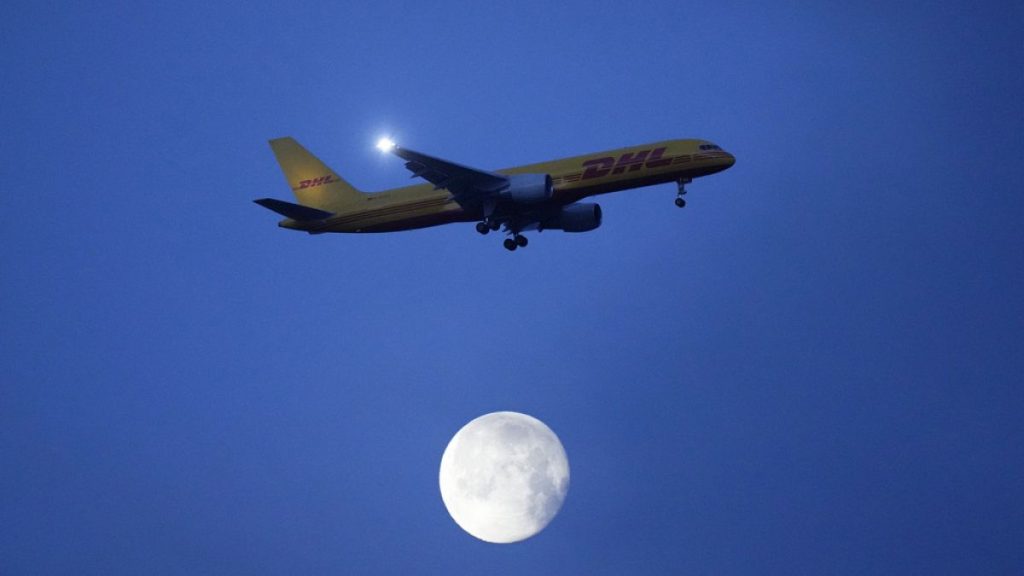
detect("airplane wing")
[390,146,508,205]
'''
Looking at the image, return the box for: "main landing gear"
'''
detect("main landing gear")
[475,220,501,235]
[477,219,527,251]
[675,178,691,208]
[503,234,528,251]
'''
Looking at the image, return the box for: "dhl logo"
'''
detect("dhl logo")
[581,147,670,180]
[298,175,335,189]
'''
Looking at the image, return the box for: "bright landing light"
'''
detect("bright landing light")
[376,137,396,152]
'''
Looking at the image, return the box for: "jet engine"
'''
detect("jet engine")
[543,202,602,232]
[500,174,553,204]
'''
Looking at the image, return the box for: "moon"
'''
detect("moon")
[439,411,570,543]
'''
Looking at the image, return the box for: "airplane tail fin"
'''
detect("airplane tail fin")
[269,137,368,211]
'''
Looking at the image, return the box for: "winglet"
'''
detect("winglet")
[254,198,334,221]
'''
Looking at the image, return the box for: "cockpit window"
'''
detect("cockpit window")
[699,144,722,151]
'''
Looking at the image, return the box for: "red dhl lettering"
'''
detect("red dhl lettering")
[611,150,650,175]
[298,175,335,189]
[645,147,670,168]
[581,157,614,179]
[580,147,669,180]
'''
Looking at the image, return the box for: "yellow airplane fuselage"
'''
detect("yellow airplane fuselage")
[280,139,734,234]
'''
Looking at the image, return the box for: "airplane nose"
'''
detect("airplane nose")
[723,152,736,168]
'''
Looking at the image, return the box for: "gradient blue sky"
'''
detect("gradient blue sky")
[3,1,1022,574]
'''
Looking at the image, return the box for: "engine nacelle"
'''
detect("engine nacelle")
[543,202,602,232]
[500,173,554,204]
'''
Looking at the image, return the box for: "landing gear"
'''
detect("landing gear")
[482,215,527,251]
[477,219,503,235]
[503,234,528,251]
[675,178,691,208]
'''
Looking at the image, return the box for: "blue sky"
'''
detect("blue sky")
[2,1,1022,573]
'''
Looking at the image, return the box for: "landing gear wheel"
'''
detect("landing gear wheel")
[503,238,518,251]
[515,235,528,247]
[489,220,501,231]
[676,178,691,199]
[475,222,490,235]
[675,197,686,208]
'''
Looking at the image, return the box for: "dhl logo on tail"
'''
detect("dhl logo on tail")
[297,175,335,189]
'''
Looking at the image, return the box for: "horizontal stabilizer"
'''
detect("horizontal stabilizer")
[254,198,334,221]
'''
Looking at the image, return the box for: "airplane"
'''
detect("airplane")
[256,136,735,251]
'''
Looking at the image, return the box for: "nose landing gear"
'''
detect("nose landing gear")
[675,178,691,208]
